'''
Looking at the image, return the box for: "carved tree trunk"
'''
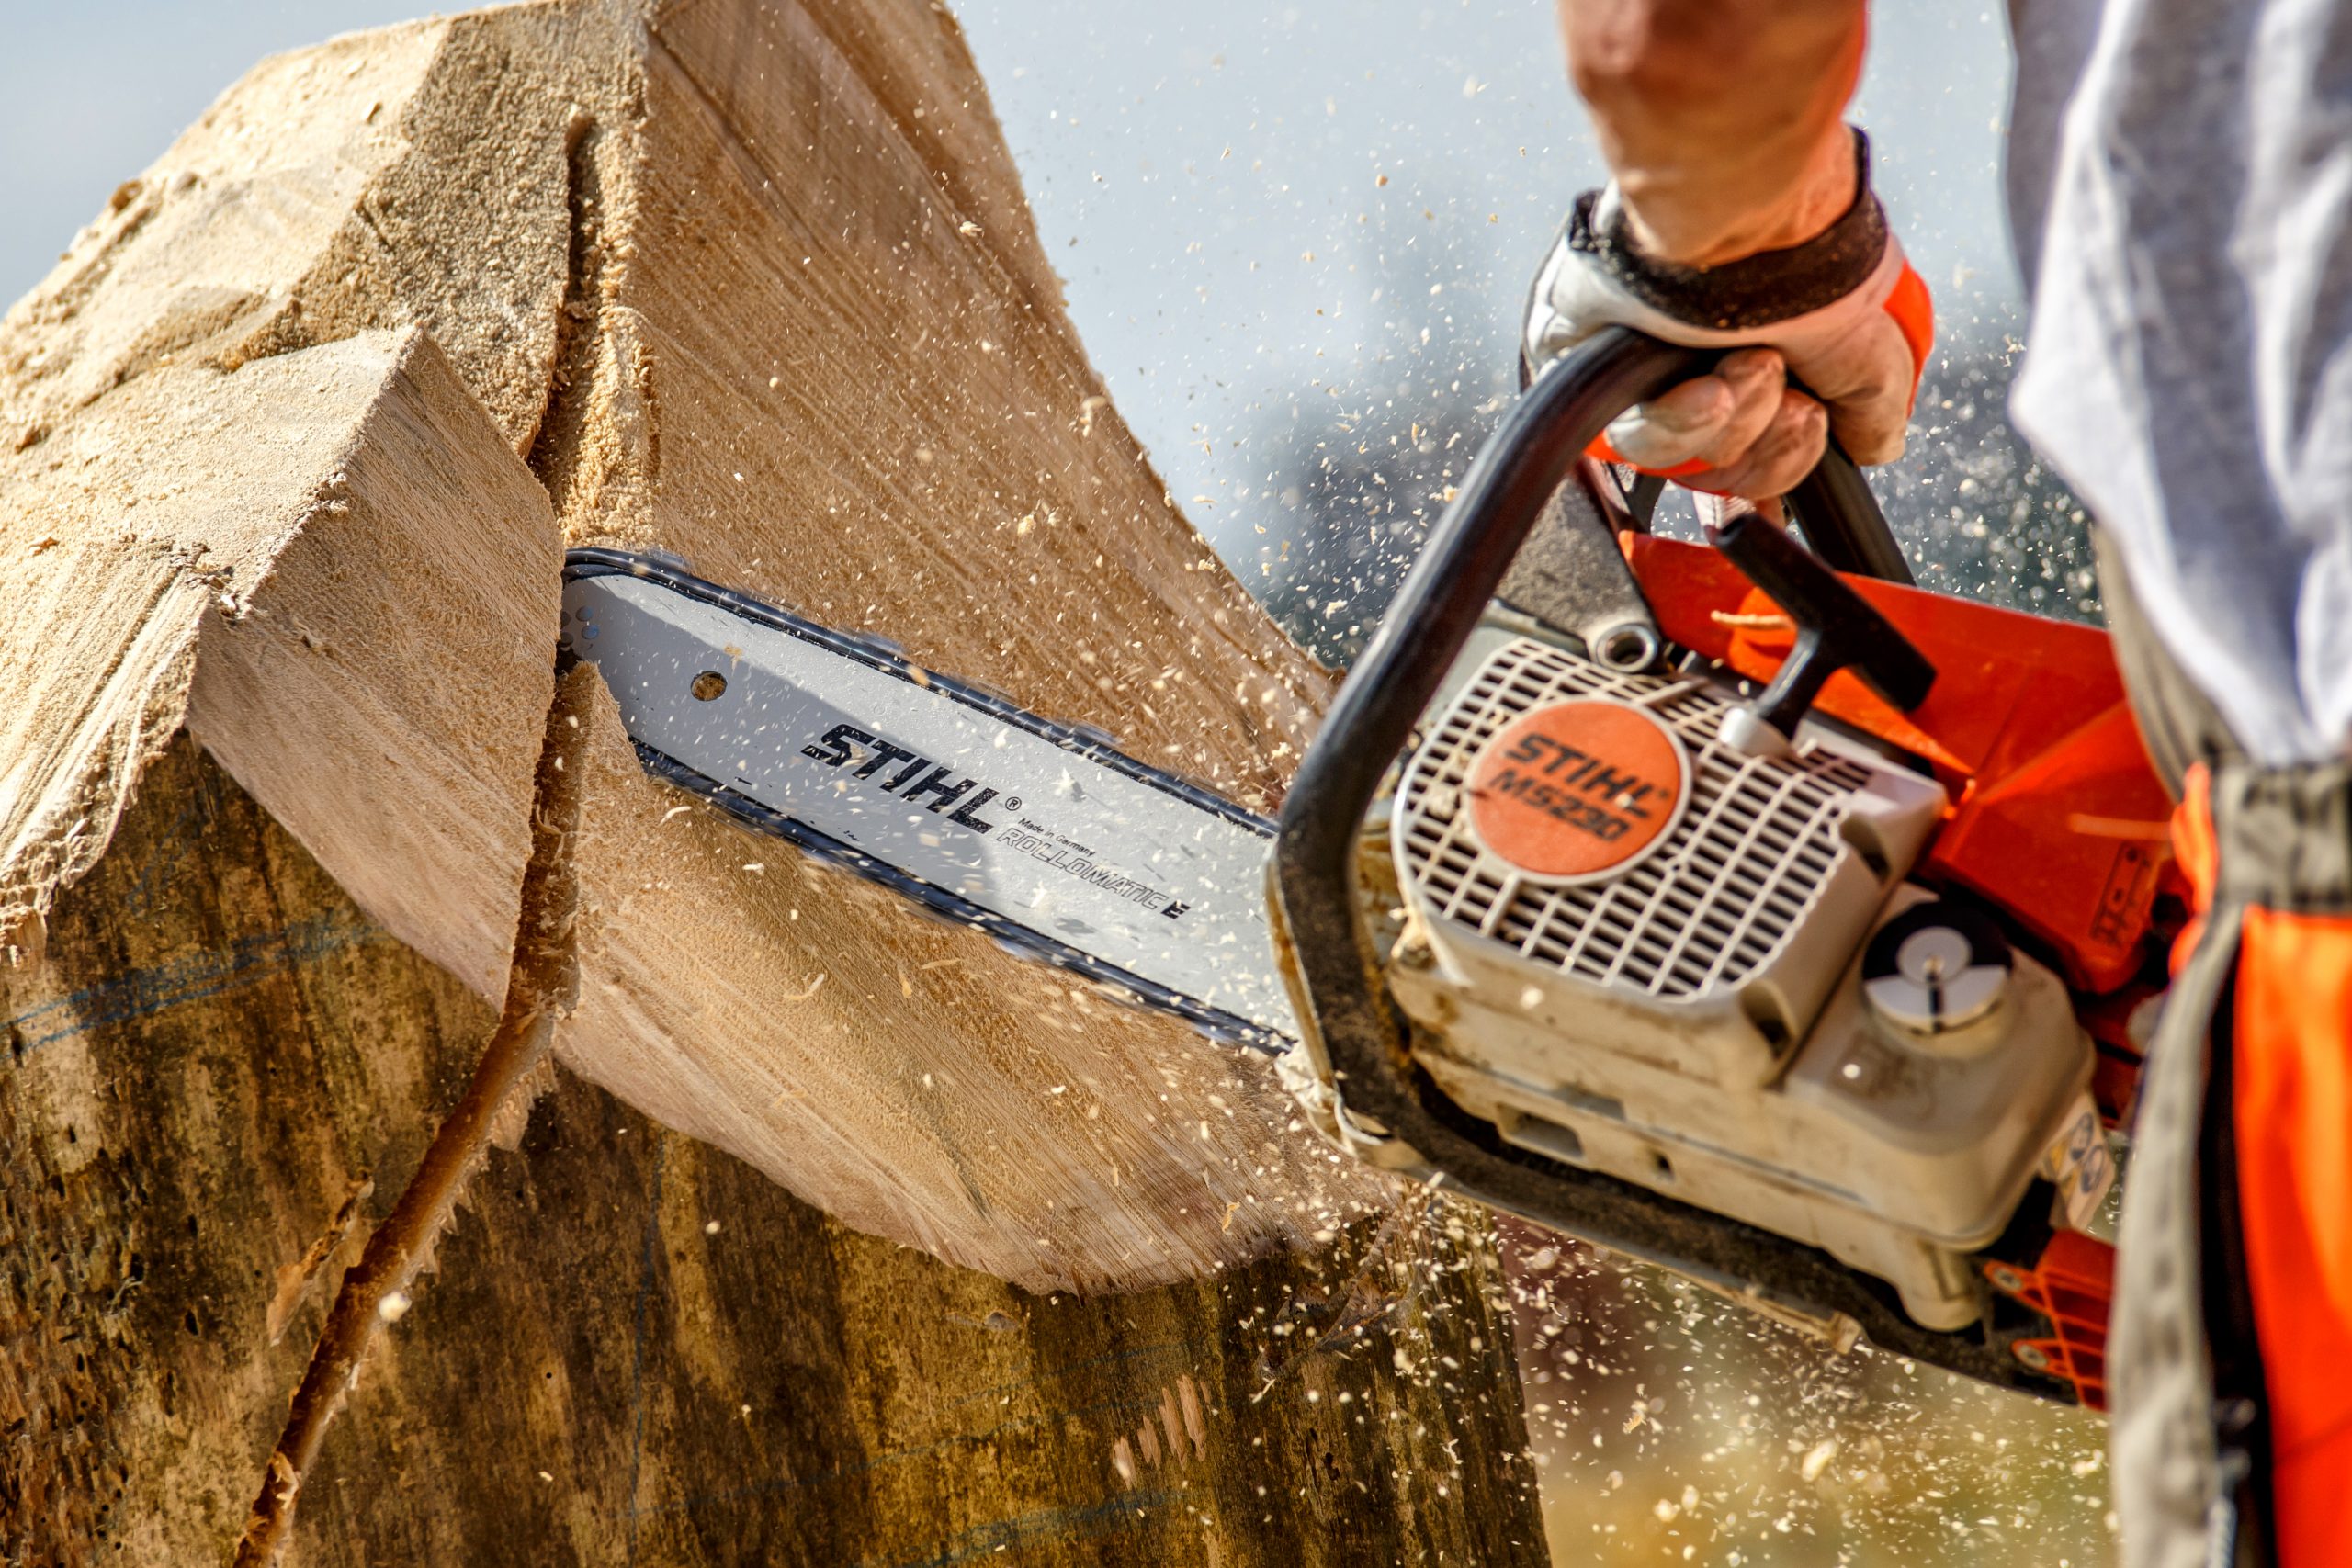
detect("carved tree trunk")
[0,0,1548,1562]
[2,738,1548,1563]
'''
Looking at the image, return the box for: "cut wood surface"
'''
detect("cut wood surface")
[0,737,1549,1565]
[0,0,1375,1293]
[0,2,1555,1561]
[0,2,1558,1559]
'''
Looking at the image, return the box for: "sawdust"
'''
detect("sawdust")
[0,0,1374,1292]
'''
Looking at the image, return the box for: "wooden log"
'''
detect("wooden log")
[0,735,1547,1564]
[0,0,1552,1560]
[0,0,1366,1293]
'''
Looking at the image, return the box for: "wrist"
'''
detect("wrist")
[1621,124,1860,268]
[1566,129,1893,332]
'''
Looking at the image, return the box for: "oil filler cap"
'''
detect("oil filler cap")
[1465,698,1692,883]
[1862,900,2012,1034]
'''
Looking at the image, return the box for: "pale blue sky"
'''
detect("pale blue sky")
[0,2,2026,564]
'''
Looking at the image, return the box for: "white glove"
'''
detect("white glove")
[1524,130,1932,501]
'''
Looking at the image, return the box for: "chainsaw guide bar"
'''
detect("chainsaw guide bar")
[560,548,1297,1051]
[550,331,2155,1411]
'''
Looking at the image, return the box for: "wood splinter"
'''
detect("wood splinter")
[232,667,595,1568]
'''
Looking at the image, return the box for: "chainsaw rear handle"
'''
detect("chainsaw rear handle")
[1269,327,2027,1392]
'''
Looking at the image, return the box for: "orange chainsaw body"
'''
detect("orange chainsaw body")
[1624,530,2176,1408]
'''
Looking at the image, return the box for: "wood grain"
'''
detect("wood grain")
[0,738,1547,1564]
[0,0,1385,1292]
[0,0,1553,1559]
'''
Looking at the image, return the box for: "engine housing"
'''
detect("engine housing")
[1384,623,2094,1331]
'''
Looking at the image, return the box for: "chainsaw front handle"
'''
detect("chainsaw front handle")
[1784,421,1914,584]
[1267,327,2025,1392]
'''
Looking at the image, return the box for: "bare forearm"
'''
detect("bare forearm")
[1559,0,1866,265]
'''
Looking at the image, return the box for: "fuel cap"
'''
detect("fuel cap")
[1863,900,2012,1034]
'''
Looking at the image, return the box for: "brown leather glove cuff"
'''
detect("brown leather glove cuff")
[1567,130,1890,331]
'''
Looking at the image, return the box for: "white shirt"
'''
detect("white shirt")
[2007,0,2352,762]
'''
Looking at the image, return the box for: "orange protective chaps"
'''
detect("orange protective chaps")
[2097,528,2352,1568]
[2112,761,2352,1568]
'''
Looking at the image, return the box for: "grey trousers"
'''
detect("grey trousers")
[2098,534,2352,1568]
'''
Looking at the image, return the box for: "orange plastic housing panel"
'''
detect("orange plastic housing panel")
[1623,533,2176,990]
[1988,1229,2115,1410]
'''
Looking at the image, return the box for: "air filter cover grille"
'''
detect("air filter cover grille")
[1395,637,1881,1000]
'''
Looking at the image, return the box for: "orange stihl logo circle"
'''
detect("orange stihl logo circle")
[1466,699,1691,882]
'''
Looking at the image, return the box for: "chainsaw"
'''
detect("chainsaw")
[558,327,2175,1406]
